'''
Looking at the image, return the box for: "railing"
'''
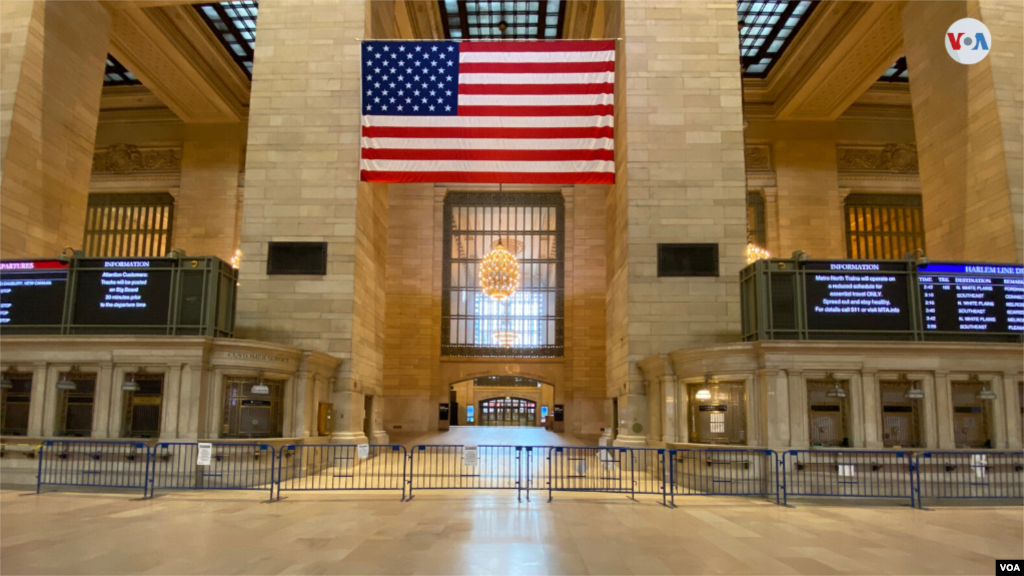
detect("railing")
[546,447,667,505]
[780,450,915,506]
[914,451,1024,507]
[29,441,1024,510]
[149,442,275,499]
[37,440,150,496]
[408,445,532,501]
[277,444,407,500]
[670,448,778,505]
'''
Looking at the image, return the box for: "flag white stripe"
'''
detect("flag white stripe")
[363,115,614,128]
[459,51,615,63]
[360,159,614,173]
[459,72,615,85]
[457,93,613,106]
[361,137,614,150]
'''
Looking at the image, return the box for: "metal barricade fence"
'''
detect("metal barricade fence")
[408,445,530,500]
[37,440,150,496]
[780,450,914,506]
[914,451,1024,507]
[149,442,275,499]
[669,449,778,505]
[546,447,667,505]
[276,444,407,500]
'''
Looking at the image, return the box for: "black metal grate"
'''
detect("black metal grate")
[746,192,767,247]
[104,55,141,86]
[442,192,564,358]
[1,373,33,436]
[738,1,817,78]
[84,193,174,258]
[195,1,258,78]
[844,193,925,260]
[878,56,908,83]
[438,0,566,40]
[221,377,284,439]
[57,375,97,437]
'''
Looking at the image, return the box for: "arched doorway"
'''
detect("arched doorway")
[478,397,537,427]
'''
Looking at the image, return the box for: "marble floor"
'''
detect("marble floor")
[390,426,590,447]
[2,488,1021,575]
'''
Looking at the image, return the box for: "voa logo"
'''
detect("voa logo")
[945,18,992,64]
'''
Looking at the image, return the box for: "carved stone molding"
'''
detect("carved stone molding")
[92,144,182,174]
[745,145,772,171]
[837,143,918,174]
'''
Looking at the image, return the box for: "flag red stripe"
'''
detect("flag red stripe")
[459,61,614,74]
[458,105,613,117]
[457,83,614,95]
[361,170,615,184]
[459,40,616,53]
[361,148,614,162]
[362,126,615,139]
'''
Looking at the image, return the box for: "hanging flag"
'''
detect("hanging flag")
[360,40,615,185]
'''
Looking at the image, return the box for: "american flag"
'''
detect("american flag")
[360,40,615,185]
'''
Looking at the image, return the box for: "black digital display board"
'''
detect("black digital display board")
[803,261,911,332]
[0,260,69,326]
[918,263,1024,334]
[72,259,174,326]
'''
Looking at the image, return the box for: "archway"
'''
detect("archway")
[448,376,555,428]
[478,397,537,427]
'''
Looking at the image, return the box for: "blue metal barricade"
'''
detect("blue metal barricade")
[36,440,150,496]
[408,445,529,500]
[781,450,914,506]
[276,444,407,500]
[149,442,275,499]
[914,451,1024,508]
[546,447,667,504]
[669,448,779,505]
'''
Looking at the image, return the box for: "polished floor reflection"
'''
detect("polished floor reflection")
[2,488,1020,575]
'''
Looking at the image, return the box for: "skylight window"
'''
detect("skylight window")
[439,0,565,40]
[878,56,909,82]
[738,1,817,78]
[195,1,258,78]
[104,55,140,87]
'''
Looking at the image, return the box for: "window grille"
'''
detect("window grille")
[57,373,96,437]
[221,376,284,438]
[746,192,767,247]
[687,382,747,445]
[478,397,536,427]
[879,379,922,448]
[951,381,991,448]
[844,193,925,260]
[84,193,174,258]
[442,192,564,358]
[807,379,849,447]
[1,372,33,436]
[122,375,163,438]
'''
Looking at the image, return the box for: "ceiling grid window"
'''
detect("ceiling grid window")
[737,1,817,77]
[438,0,566,40]
[195,1,258,77]
[104,55,141,86]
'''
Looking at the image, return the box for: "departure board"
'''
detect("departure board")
[803,261,911,332]
[0,260,69,326]
[918,263,1024,334]
[72,259,175,326]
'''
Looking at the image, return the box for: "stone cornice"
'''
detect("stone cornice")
[92,143,182,175]
[837,143,918,174]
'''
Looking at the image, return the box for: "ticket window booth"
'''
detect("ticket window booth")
[479,397,536,427]
[687,381,746,445]
[56,371,97,437]
[807,376,850,447]
[1,371,33,436]
[951,379,994,448]
[121,373,163,438]
[221,376,285,438]
[879,377,923,448]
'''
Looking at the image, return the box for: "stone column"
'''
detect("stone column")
[331,389,368,445]
[919,372,940,449]
[235,0,388,444]
[932,372,956,449]
[41,366,61,437]
[762,187,780,256]
[161,365,182,440]
[901,1,1023,262]
[91,364,114,439]
[988,374,1007,449]
[761,369,790,450]
[26,362,49,437]
[661,375,677,444]
[613,383,648,447]
[860,371,883,449]
[0,0,111,258]
[773,141,843,258]
[604,1,747,436]
[1002,373,1023,450]
[788,371,810,449]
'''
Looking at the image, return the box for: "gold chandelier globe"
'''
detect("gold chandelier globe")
[479,241,520,301]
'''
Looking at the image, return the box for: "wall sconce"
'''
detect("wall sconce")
[695,374,714,400]
[121,367,144,392]
[56,367,80,391]
[968,374,997,400]
[0,366,15,390]
[251,370,269,395]
[823,372,847,399]
[894,373,925,399]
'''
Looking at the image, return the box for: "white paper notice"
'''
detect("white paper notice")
[463,445,478,468]
[357,444,369,459]
[971,454,987,478]
[838,464,856,477]
[576,459,588,476]
[196,442,212,466]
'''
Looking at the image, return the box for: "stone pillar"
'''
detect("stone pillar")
[604,0,748,442]
[761,369,790,450]
[932,372,956,450]
[661,375,677,444]
[788,371,810,449]
[988,374,1008,449]
[901,1,1023,262]
[0,0,111,258]
[235,0,388,442]
[161,365,182,440]
[26,362,49,437]
[91,364,114,439]
[860,371,883,449]
[645,380,662,446]
[773,141,843,258]
[919,372,939,449]
[612,386,648,448]
[1002,374,1023,450]
[331,389,368,444]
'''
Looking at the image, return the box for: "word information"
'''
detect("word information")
[0,261,68,326]
[73,259,173,326]
[804,261,911,332]
[918,263,1024,333]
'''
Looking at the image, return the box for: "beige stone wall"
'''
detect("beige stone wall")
[772,141,843,258]
[175,124,244,261]
[0,0,110,258]
[902,1,1021,263]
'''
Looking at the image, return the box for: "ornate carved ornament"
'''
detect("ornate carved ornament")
[837,143,918,174]
[745,145,772,172]
[92,144,181,175]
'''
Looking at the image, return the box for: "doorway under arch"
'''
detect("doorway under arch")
[448,376,554,428]
[478,397,537,427]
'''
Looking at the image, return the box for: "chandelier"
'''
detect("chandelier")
[493,330,519,347]
[745,243,770,264]
[479,240,520,301]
